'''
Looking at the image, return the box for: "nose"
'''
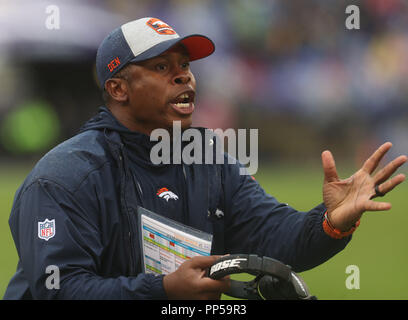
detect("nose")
[173,70,191,85]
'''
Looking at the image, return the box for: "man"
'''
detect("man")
[4,17,407,300]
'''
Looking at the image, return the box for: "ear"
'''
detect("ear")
[104,78,128,104]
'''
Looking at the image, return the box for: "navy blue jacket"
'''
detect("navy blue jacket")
[4,107,350,299]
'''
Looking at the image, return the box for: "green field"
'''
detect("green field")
[1,162,407,299]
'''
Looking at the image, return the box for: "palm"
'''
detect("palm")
[321,143,407,231]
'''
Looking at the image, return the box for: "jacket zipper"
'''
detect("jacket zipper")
[104,131,138,276]
[118,151,137,276]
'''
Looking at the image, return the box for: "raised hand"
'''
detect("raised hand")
[321,142,407,231]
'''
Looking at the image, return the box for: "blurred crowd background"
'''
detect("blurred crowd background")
[0,0,407,166]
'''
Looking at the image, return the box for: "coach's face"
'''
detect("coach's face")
[120,44,196,135]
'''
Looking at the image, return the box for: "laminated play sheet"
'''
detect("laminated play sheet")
[138,206,213,275]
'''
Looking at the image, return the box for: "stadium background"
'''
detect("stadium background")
[0,0,407,299]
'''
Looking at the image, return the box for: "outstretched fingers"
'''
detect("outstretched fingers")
[365,200,392,212]
[375,173,406,197]
[322,150,339,183]
[362,142,393,174]
[373,155,408,185]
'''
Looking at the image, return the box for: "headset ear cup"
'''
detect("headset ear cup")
[258,274,306,300]
[257,275,285,300]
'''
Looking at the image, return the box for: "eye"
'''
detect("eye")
[181,62,190,69]
[155,63,168,71]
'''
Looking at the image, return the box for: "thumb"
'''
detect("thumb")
[189,255,223,269]
[322,150,339,183]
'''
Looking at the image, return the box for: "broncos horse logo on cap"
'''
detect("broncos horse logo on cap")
[146,18,177,35]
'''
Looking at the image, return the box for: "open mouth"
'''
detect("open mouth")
[169,91,195,115]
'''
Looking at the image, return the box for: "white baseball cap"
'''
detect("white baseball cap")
[96,17,215,87]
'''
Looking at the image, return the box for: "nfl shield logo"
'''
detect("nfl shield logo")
[38,219,56,241]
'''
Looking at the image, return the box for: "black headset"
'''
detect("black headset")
[208,254,317,300]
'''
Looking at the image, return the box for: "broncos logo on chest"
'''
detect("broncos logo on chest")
[156,187,179,202]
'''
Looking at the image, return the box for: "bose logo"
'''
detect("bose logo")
[210,258,247,275]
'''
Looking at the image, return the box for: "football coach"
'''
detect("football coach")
[4,17,407,299]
